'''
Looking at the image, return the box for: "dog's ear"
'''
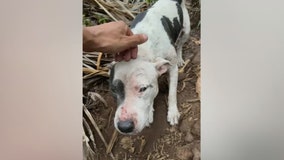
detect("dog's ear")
[107,61,116,76]
[107,61,116,69]
[154,58,171,76]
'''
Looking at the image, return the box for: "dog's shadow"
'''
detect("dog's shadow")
[138,74,171,152]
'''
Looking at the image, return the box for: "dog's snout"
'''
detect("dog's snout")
[117,120,134,133]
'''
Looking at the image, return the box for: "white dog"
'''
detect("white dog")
[109,0,190,135]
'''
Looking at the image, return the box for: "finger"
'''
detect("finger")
[123,50,131,61]
[114,34,147,53]
[130,47,138,59]
[124,34,148,47]
[115,53,123,62]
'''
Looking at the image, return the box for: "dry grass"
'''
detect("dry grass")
[83,0,154,26]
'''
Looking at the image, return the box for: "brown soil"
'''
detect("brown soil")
[83,0,200,159]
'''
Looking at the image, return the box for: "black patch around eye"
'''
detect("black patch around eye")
[110,79,125,105]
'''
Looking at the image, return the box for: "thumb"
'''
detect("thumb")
[125,34,148,47]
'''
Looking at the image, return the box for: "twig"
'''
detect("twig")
[83,105,116,160]
[83,117,96,150]
[83,132,96,160]
[83,72,97,79]
[83,69,109,79]
[107,108,113,128]
[83,63,95,69]
[178,59,190,73]
[83,67,108,75]
[160,143,164,156]
[115,0,135,19]
[93,0,118,21]
[106,130,118,154]
[147,153,152,160]
[139,136,146,153]
[83,54,98,63]
[88,92,108,108]
[183,105,192,115]
[131,2,147,12]
[96,52,103,70]
[124,152,127,160]
[187,99,200,103]
[178,77,193,93]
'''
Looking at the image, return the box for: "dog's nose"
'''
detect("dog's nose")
[117,120,134,133]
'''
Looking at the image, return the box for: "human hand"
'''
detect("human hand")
[83,21,148,61]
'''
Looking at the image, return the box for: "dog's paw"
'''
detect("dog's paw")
[177,58,185,67]
[146,108,154,127]
[167,108,180,125]
[145,117,153,127]
[148,113,153,124]
[145,121,150,127]
[145,108,154,127]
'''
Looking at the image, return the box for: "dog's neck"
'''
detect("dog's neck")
[136,46,154,61]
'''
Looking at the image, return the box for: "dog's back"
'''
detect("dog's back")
[130,0,190,62]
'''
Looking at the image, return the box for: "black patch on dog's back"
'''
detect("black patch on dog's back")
[176,3,183,27]
[161,2,183,45]
[161,16,182,45]
[131,11,148,29]
[171,0,182,4]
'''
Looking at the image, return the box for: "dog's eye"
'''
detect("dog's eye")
[139,87,147,92]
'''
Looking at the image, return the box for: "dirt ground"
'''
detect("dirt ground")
[83,0,200,159]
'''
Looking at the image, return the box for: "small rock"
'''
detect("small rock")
[176,145,193,160]
[169,126,177,133]
[120,137,135,153]
[179,117,195,133]
[191,121,200,137]
[195,71,201,98]
[192,147,201,160]
[184,132,194,143]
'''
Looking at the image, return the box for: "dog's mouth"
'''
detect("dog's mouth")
[116,128,140,135]
[121,131,138,136]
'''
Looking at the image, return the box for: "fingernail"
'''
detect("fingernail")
[142,34,148,41]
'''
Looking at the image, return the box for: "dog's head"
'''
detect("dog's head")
[109,58,171,135]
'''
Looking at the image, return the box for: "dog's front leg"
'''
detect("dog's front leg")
[146,103,154,127]
[167,64,180,125]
